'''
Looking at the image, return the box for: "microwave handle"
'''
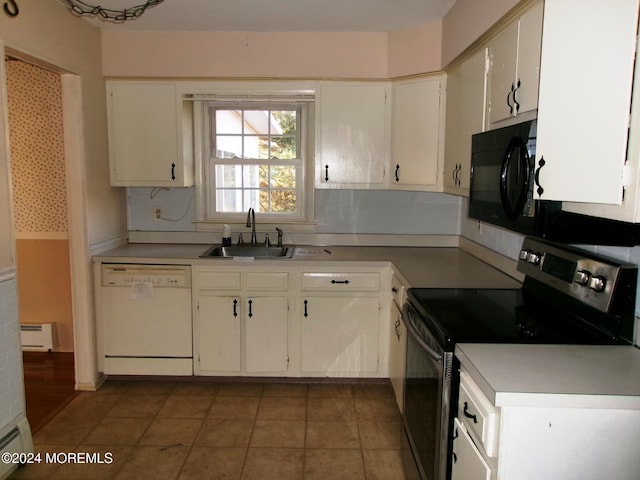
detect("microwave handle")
[500,136,531,220]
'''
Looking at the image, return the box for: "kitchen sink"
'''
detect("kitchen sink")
[200,245,295,259]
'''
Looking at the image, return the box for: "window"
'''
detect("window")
[201,99,311,223]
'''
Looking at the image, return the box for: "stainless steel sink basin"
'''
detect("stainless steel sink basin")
[200,245,294,259]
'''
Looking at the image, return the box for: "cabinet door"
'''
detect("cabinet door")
[391,76,444,188]
[487,21,519,124]
[451,418,492,480]
[316,84,388,187]
[245,296,289,373]
[444,48,488,195]
[301,296,379,375]
[487,1,543,126]
[196,295,241,372]
[107,82,193,187]
[389,302,406,411]
[536,0,639,204]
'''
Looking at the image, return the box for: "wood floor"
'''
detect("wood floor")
[22,351,78,434]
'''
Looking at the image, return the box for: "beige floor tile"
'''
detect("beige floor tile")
[157,395,213,418]
[113,445,189,480]
[308,383,353,399]
[7,444,66,479]
[178,446,246,480]
[107,394,168,418]
[306,421,360,449]
[262,383,308,398]
[82,417,151,446]
[241,448,304,480]
[304,449,365,480]
[250,419,306,448]
[307,397,356,421]
[49,445,132,480]
[171,381,220,396]
[358,420,402,449]
[217,382,264,397]
[354,397,400,421]
[139,418,203,446]
[362,449,406,480]
[257,396,307,420]
[32,416,96,446]
[125,380,177,395]
[208,395,260,419]
[195,418,254,447]
[352,382,395,400]
[56,393,122,421]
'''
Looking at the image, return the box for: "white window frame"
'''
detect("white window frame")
[191,92,315,227]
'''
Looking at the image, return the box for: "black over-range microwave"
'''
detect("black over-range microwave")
[468,119,640,246]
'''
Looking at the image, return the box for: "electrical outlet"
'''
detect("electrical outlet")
[154,208,162,220]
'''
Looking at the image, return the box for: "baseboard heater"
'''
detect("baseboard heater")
[20,323,55,352]
[0,417,33,480]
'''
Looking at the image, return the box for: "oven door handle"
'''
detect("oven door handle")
[402,304,443,363]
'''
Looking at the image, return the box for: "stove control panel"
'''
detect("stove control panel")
[517,237,636,313]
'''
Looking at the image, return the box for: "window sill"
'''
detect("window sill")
[195,220,318,233]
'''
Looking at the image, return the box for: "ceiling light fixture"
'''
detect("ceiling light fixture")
[62,0,163,22]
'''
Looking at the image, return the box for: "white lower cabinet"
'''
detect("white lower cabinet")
[194,267,290,376]
[194,265,390,378]
[300,296,379,375]
[245,296,288,373]
[451,418,492,480]
[197,295,241,373]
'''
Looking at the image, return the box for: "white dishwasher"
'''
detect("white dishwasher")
[100,264,193,375]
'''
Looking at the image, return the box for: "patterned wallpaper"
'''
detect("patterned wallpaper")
[6,59,68,234]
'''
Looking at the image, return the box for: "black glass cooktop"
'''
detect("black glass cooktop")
[406,287,626,351]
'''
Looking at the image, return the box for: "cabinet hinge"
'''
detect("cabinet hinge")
[622,163,633,187]
[484,49,492,74]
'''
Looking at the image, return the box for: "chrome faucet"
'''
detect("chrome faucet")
[246,208,257,244]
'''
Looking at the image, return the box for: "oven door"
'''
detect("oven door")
[401,303,453,480]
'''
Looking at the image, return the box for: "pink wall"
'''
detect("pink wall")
[102,24,444,79]
[388,20,443,77]
[441,0,521,65]
[102,31,389,78]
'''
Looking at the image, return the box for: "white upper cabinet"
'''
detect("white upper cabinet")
[536,0,640,204]
[444,48,488,195]
[487,1,543,126]
[316,83,389,188]
[107,81,194,187]
[390,75,446,190]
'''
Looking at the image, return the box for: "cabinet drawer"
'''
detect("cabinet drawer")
[246,272,289,291]
[197,271,241,291]
[302,272,380,292]
[458,371,500,457]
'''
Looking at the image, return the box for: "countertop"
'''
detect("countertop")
[456,343,640,410]
[93,244,522,289]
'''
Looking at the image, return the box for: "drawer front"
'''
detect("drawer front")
[458,371,500,457]
[302,272,380,291]
[197,271,241,291]
[245,272,289,291]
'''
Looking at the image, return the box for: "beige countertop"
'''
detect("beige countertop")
[93,244,522,289]
[456,343,640,410]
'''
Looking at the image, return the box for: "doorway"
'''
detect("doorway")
[5,56,76,432]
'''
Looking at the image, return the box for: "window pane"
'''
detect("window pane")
[216,189,242,212]
[272,110,297,135]
[244,110,270,135]
[243,189,261,212]
[270,190,297,213]
[216,110,242,134]
[270,136,296,159]
[216,135,242,158]
[269,165,296,188]
[242,165,261,188]
[215,164,242,188]
[244,135,268,159]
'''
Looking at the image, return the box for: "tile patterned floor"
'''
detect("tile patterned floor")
[9,379,406,480]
